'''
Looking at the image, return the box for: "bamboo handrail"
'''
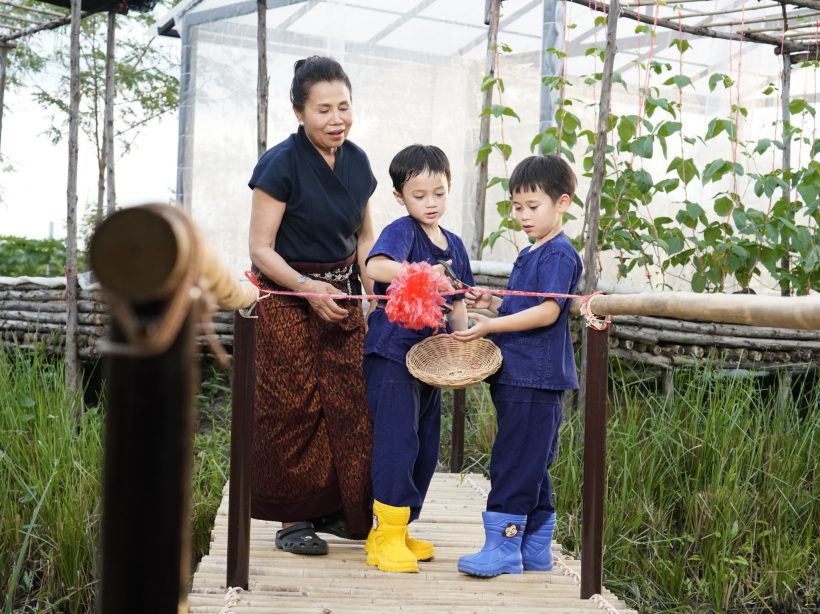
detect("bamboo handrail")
[572,292,820,330]
[90,203,258,310]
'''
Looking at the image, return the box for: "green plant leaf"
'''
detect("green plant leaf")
[628,135,654,158]
[663,75,692,89]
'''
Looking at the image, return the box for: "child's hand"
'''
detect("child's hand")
[451,312,494,341]
[464,290,493,310]
[432,263,454,293]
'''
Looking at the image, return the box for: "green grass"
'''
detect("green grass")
[448,362,819,613]
[0,348,101,613]
[0,349,233,612]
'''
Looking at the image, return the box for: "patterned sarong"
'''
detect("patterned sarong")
[250,272,373,537]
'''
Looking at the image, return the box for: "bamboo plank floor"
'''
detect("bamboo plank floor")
[189,473,636,614]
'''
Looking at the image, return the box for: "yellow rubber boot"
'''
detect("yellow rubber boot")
[406,530,435,561]
[370,501,418,573]
[366,525,435,564]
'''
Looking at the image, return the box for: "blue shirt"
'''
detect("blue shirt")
[248,126,377,263]
[491,231,583,390]
[365,216,475,364]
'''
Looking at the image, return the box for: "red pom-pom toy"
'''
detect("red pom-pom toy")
[385,261,450,330]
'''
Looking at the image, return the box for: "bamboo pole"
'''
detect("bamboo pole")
[581,0,618,295]
[89,203,258,310]
[573,292,820,330]
[469,0,501,259]
[104,10,116,216]
[256,0,268,158]
[563,0,819,54]
[0,43,11,157]
[65,0,81,404]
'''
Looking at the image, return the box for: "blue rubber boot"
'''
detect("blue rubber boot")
[521,511,556,571]
[457,512,527,577]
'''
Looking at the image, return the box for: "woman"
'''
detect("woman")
[248,56,376,555]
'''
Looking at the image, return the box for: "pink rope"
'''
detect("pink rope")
[245,271,610,330]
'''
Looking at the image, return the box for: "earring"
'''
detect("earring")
[298,120,304,126]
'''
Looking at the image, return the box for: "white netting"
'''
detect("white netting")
[168,0,818,290]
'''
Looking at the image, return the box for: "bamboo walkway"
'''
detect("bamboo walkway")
[189,473,636,614]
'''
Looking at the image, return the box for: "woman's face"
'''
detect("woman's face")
[295,80,352,154]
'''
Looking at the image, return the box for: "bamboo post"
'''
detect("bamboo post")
[257,0,268,157]
[779,48,792,297]
[227,311,256,589]
[580,325,609,599]
[0,43,11,156]
[65,0,82,405]
[89,204,258,610]
[469,0,501,259]
[581,0,618,295]
[450,389,466,473]
[104,10,117,216]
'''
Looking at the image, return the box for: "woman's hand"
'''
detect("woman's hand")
[451,312,494,341]
[464,290,494,311]
[304,279,349,322]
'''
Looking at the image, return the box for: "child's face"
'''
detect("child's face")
[394,171,449,231]
[512,188,570,246]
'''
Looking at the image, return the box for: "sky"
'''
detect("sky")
[0,11,179,242]
[1,85,178,241]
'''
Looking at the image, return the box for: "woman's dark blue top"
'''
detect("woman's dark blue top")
[364,216,475,364]
[491,231,583,391]
[248,126,377,263]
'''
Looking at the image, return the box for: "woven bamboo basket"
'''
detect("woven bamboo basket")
[406,334,502,389]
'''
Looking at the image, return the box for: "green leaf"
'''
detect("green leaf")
[494,143,512,160]
[663,75,692,89]
[594,15,607,27]
[788,98,815,116]
[475,143,492,164]
[617,116,637,145]
[657,121,682,137]
[669,39,691,54]
[754,138,773,155]
[632,169,654,194]
[714,196,735,216]
[691,272,707,292]
[628,135,654,158]
[708,73,734,92]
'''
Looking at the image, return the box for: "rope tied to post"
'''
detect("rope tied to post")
[245,265,612,331]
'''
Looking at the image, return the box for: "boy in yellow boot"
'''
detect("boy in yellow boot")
[363,145,473,572]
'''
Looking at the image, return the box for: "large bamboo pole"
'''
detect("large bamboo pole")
[469,0,501,259]
[65,0,82,403]
[90,204,258,310]
[572,292,820,330]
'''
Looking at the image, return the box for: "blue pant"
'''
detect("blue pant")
[364,354,441,522]
[486,384,563,531]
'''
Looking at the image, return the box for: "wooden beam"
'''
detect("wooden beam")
[563,0,819,54]
[0,10,93,43]
[572,292,820,330]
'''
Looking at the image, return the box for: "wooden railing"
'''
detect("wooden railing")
[88,204,820,610]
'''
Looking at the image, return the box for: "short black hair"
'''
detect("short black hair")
[389,145,452,194]
[290,56,352,111]
[508,155,576,201]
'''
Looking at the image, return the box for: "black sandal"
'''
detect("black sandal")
[312,511,367,540]
[275,522,328,555]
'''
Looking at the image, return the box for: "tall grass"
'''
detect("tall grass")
[453,362,819,612]
[1,349,234,612]
[0,348,102,613]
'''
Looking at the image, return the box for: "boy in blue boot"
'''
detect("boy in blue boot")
[364,144,474,573]
[452,154,583,577]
